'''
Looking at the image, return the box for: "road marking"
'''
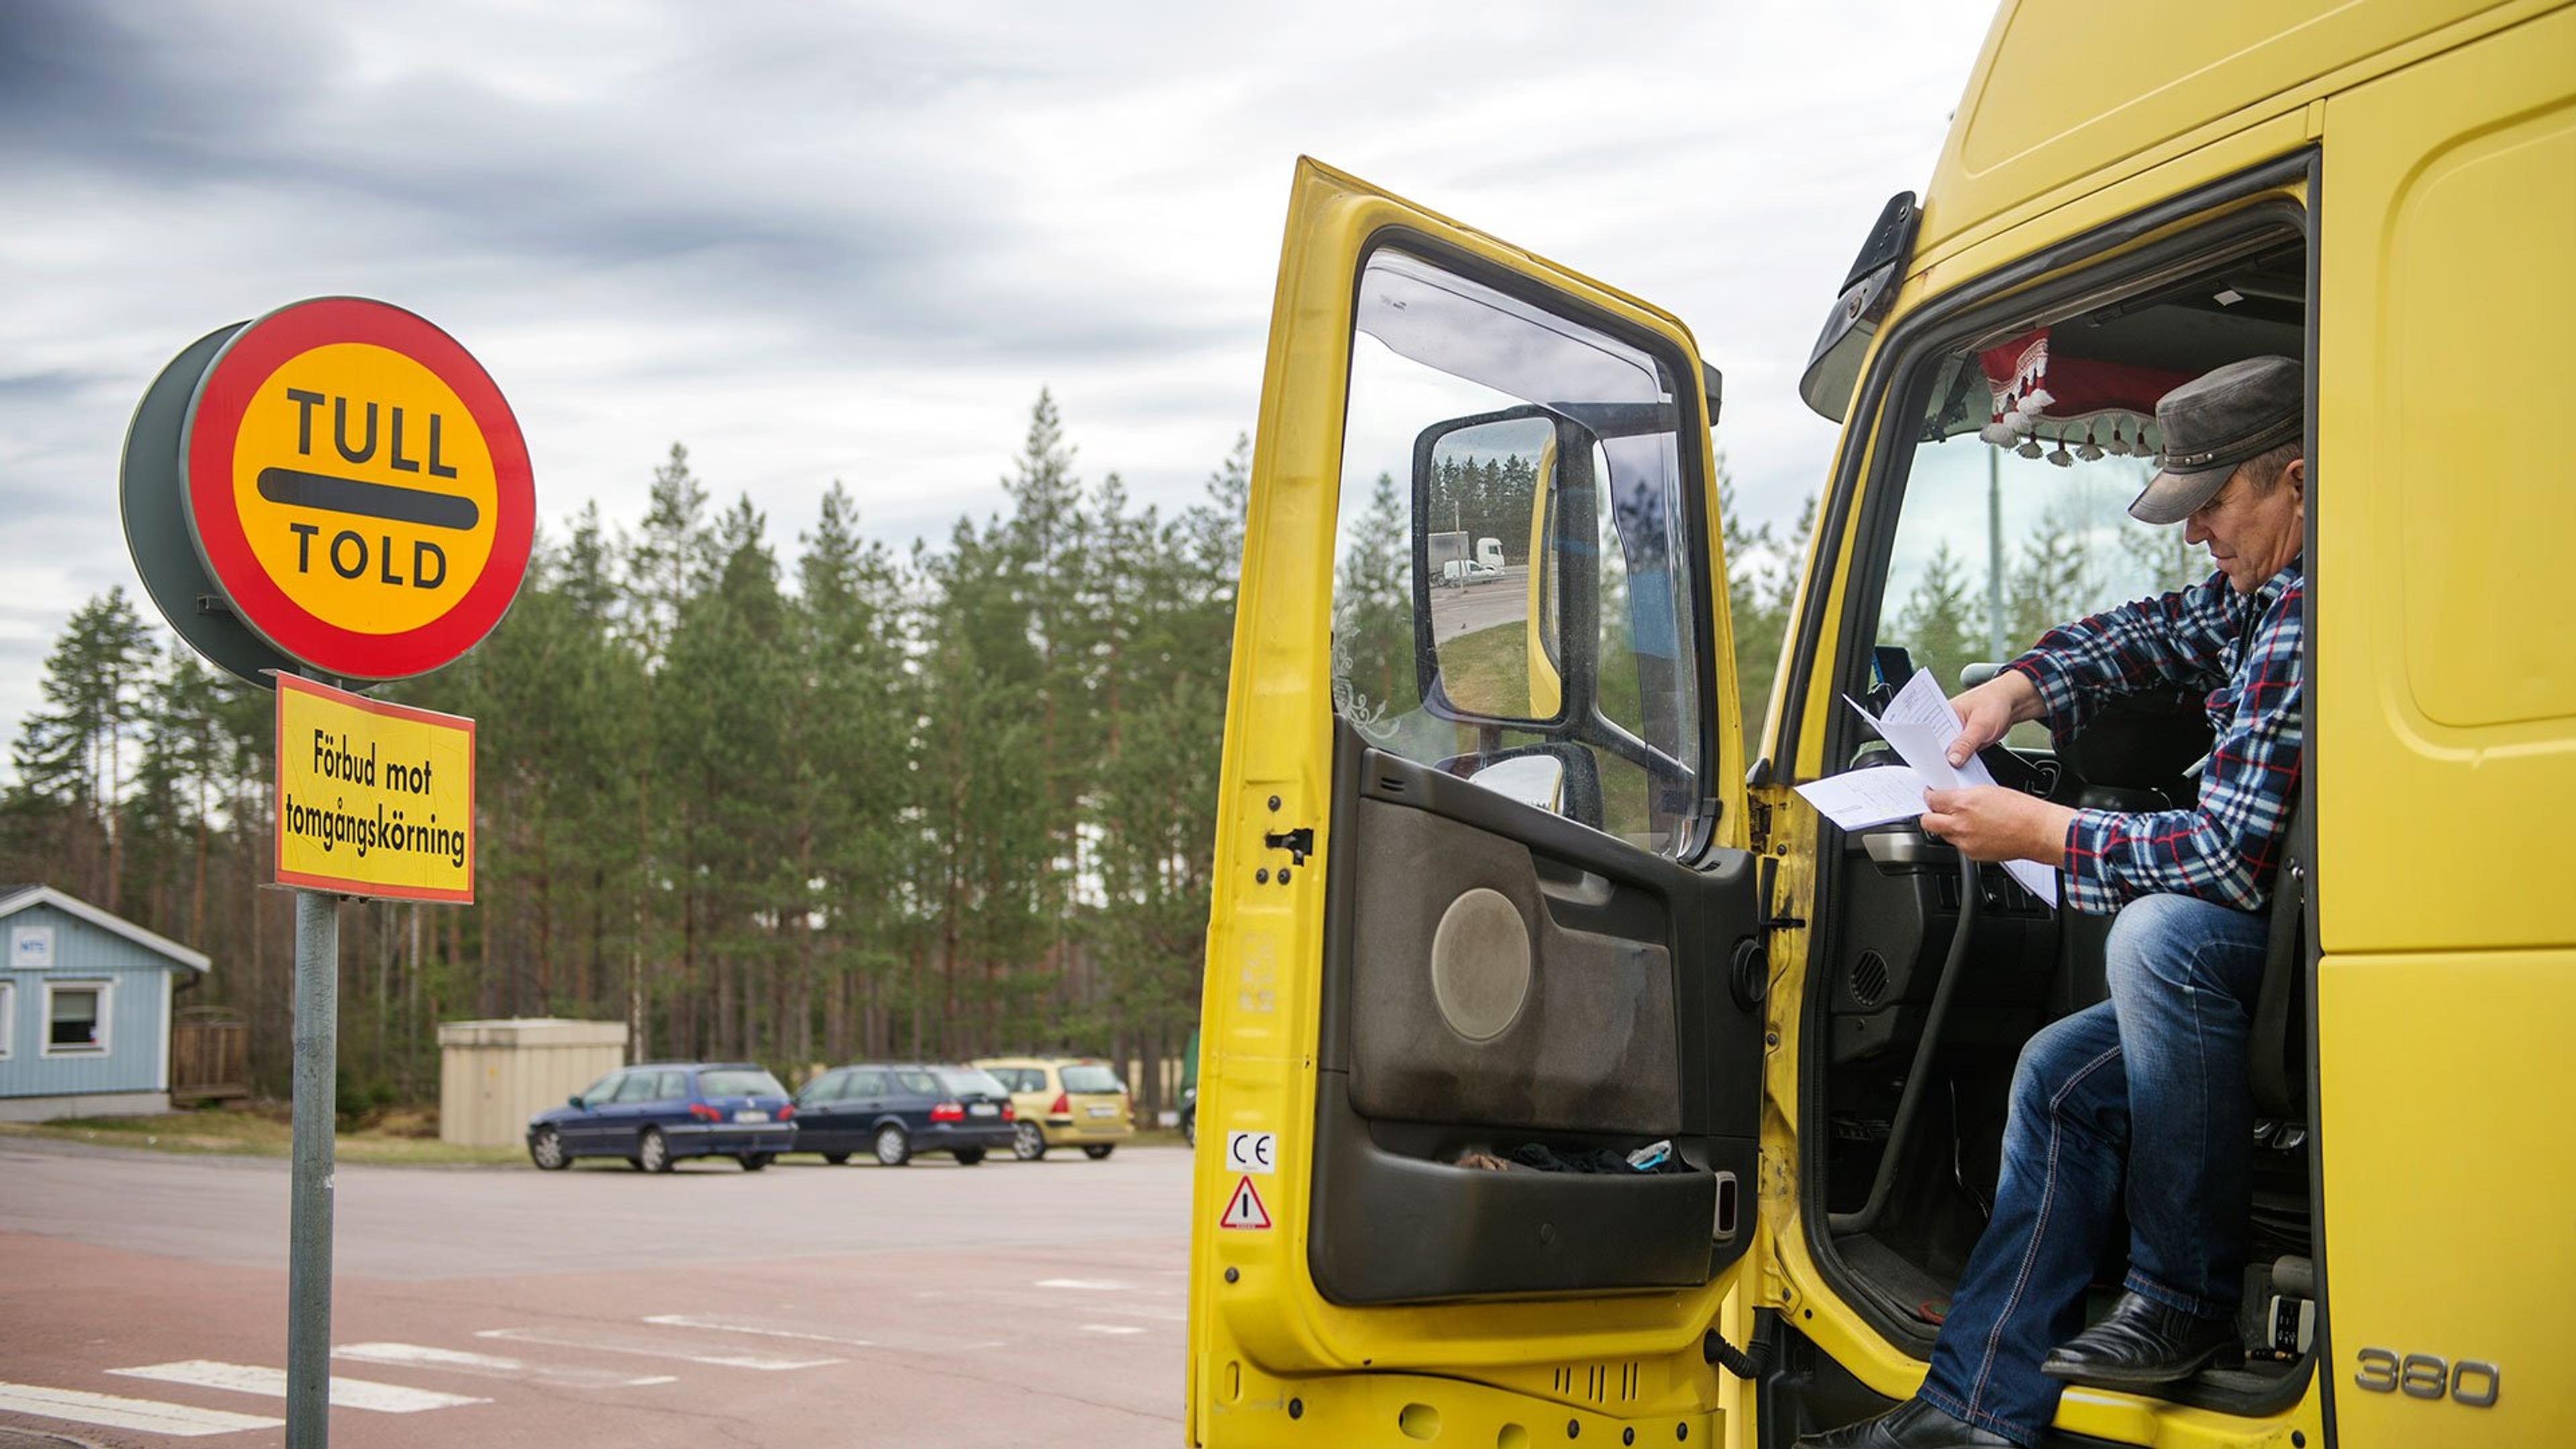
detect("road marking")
[642,1314,874,1347]
[943,1285,1186,1322]
[1077,1304,1186,1322]
[0,1381,284,1437]
[335,1342,678,1389]
[1036,1277,1130,1290]
[476,1327,843,1371]
[1078,1324,1146,1335]
[109,1360,487,1413]
[642,1313,1005,1352]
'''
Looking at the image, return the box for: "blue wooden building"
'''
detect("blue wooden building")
[0,883,210,1122]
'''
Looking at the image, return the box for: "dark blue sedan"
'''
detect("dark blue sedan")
[790,1063,1016,1166]
[526,1061,796,1172]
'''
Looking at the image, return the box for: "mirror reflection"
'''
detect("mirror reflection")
[1422,415,1552,720]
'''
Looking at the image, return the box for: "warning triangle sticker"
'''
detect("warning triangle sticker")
[1219,1175,1272,1230]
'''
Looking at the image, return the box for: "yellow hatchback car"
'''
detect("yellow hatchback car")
[973,1057,1133,1161]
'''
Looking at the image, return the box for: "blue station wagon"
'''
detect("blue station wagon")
[527,1061,796,1173]
[790,1063,1016,1166]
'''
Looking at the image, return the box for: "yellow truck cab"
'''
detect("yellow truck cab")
[1185,3,2576,1445]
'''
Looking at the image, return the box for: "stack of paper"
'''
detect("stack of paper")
[1790,669,2059,908]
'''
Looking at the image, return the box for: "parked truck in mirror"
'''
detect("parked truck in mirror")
[1431,533,1505,587]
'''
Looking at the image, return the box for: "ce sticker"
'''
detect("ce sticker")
[1225,1131,1277,1175]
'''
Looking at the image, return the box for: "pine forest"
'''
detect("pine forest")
[2,394,2185,1119]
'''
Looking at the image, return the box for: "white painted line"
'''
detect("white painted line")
[1035,1277,1130,1290]
[476,1327,842,1371]
[110,1360,487,1414]
[642,1313,1003,1352]
[642,1314,875,1347]
[0,1381,283,1437]
[946,1285,1185,1322]
[335,1342,678,1389]
[334,1342,525,1371]
[1078,1324,1146,1335]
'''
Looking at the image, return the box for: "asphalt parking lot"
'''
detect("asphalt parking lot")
[0,1136,1193,1447]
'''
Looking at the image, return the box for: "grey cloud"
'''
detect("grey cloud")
[0,368,105,402]
[0,3,324,179]
[0,0,1992,768]
[1,5,1169,371]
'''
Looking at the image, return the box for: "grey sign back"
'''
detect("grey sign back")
[120,323,347,690]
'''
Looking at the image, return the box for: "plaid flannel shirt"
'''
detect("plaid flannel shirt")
[2004,557,2304,916]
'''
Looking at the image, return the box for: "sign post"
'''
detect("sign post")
[272,674,477,1437]
[287,887,337,1437]
[121,297,530,1447]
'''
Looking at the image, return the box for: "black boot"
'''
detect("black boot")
[2041,1290,2241,1389]
[1796,1397,2015,1447]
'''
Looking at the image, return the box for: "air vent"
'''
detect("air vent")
[1849,950,1890,1007]
[1550,1362,1640,1405]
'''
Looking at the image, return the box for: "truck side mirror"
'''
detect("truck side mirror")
[1409,408,1561,724]
[1800,191,1919,422]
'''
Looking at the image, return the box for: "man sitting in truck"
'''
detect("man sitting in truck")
[1806,356,2308,1449]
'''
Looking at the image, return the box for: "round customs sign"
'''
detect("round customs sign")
[181,298,532,680]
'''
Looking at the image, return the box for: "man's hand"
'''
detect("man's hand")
[1946,669,2046,767]
[1921,786,2078,866]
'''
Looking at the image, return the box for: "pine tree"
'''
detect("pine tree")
[1000,389,1095,1026]
[137,647,234,945]
[9,588,154,906]
[1333,472,1416,737]
[1897,542,1979,694]
[796,481,915,1062]
[618,442,710,1055]
[1718,456,1815,749]
[2006,508,2090,653]
[913,515,1051,1056]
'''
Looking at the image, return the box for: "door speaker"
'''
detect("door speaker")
[1849,949,1890,1008]
[1429,887,1532,1042]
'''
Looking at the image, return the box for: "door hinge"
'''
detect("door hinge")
[1748,797,1773,853]
[1263,826,1314,865]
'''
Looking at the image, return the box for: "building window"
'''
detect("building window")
[43,981,110,1055]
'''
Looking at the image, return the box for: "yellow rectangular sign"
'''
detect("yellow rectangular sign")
[274,674,475,902]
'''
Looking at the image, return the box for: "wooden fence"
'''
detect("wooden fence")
[172,1006,249,1104]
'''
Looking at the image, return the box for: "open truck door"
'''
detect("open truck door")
[1187,158,1775,1447]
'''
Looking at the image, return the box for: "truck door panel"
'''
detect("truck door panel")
[1187,158,1767,1444]
[1310,733,1760,1304]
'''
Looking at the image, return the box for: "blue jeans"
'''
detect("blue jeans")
[1915,894,2271,1446]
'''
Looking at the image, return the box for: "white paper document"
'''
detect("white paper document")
[1790,669,2059,908]
[1790,765,1931,830]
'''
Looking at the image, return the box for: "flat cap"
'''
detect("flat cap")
[2129,355,2304,524]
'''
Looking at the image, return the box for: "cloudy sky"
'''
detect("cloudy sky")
[0,1,1993,755]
